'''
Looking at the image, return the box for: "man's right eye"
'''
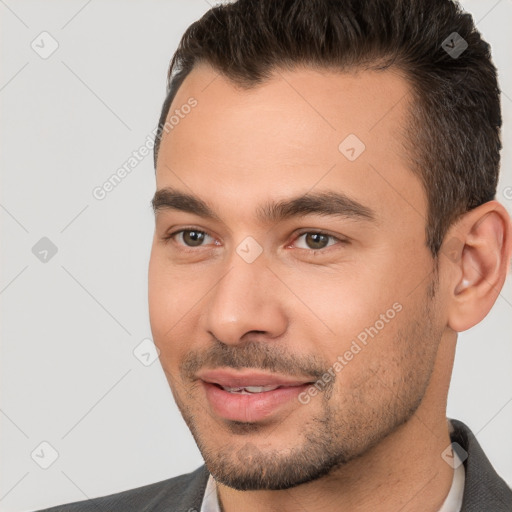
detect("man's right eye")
[162,229,217,248]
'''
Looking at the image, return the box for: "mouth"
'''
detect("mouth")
[197,368,316,422]
[197,367,315,388]
[215,384,285,394]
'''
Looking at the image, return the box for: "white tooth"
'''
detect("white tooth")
[243,385,280,393]
[221,386,244,392]
[221,385,280,393]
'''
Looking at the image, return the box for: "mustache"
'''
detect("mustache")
[180,339,330,382]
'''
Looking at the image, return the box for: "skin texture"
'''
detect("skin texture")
[148,63,511,512]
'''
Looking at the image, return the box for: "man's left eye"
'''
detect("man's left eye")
[294,232,340,250]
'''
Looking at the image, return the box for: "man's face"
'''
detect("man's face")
[148,64,447,490]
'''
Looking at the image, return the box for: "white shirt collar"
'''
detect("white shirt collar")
[438,449,465,512]
[200,470,221,512]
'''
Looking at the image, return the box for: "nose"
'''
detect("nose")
[201,252,288,345]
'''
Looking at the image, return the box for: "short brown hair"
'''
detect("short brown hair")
[154,0,502,256]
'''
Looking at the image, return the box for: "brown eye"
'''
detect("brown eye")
[181,230,207,247]
[304,233,330,249]
[163,228,218,250]
[292,231,346,252]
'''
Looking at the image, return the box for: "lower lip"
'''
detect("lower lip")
[202,381,312,422]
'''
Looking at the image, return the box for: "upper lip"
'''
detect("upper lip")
[197,368,315,388]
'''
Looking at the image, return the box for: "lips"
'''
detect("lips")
[197,368,316,422]
[197,368,314,389]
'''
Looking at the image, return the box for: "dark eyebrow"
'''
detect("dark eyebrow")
[151,187,376,224]
[152,187,222,222]
[256,191,376,223]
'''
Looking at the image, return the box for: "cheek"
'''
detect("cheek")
[148,253,188,345]
[148,252,211,355]
[337,294,437,394]
[286,262,401,340]
[148,253,170,329]
[286,257,422,386]
[149,253,195,318]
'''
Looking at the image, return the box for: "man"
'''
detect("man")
[36,0,512,510]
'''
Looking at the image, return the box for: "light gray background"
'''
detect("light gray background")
[0,1,511,510]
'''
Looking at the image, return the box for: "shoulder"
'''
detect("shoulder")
[450,418,512,511]
[32,465,209,512]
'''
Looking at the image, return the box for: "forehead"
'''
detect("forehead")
[155,63,425,230]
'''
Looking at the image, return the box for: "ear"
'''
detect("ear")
[441,200,512,332]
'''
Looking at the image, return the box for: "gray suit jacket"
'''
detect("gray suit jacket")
[35,419,512,511]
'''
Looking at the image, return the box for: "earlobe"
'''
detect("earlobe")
[445,201,511,332]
